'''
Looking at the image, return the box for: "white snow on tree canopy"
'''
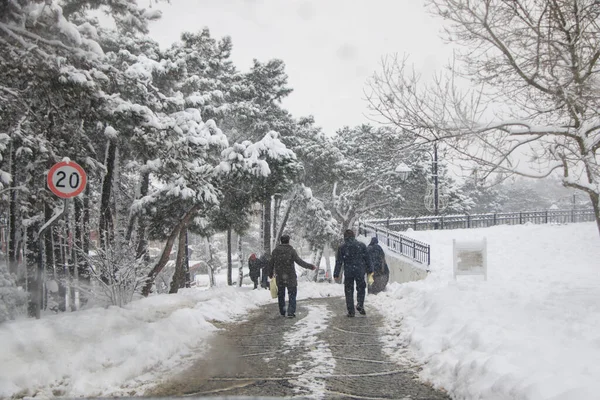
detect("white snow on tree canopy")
[104,126,118,139]
[141,9,162,20]
[125,55,172,83]
[217,131,296,177]
[23,2,104,57]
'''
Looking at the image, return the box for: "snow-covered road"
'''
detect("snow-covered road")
[148,296,448,399]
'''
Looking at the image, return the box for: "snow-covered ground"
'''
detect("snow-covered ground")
[2,222,599,399]
[0,272,340,398]
[371,222,600,400]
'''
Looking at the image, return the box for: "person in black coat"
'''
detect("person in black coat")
[367,237,389,294]
[248,253,261,289]
[268,234,316,318]
[333,229,374,317]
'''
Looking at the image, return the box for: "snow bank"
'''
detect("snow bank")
[371,222,600,400]
[0,279,341,398]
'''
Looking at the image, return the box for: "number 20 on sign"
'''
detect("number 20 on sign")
[47,161,87,199]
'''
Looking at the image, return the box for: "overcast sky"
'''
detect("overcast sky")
[148,0,452,135]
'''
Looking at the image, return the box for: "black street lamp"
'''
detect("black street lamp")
[423,141,445,216]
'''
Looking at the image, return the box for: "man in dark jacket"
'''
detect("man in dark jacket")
[334,229,374,317]
[248,253,261,289]
[268,234,316,318]
[367,237,389,294]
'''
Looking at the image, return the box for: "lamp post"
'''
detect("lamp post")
[423,141,446,216]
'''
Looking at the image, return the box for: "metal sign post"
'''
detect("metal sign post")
[31,160,88,319]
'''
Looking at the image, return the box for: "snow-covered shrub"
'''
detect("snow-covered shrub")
[0,262,27,323]
[82,240,148,307]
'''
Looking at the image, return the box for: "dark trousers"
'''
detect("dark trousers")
[344,274,366,314]
[250,275,259,289]
[277,284,297,316]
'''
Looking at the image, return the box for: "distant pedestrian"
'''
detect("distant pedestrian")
[248,253,261,289]
[259,253,270,289]
[367,237,389,294]
[334,229,374,317]
[268,234,316,318]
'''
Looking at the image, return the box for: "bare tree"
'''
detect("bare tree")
[367,0,600,235]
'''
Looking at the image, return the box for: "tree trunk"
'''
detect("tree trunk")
[79,184,92,288]
[141,204,201,296]
[312,247,323,282]
[26,217,42,318]
[205,236,215,287]
[590,192,600,237]
[226,228,232,286]
[66,204,76,309]
[263,196,272,254]
[272,196,281,250]
[275,195,296,245]
[135,171,150,261]
[184,230,190,288]
[74,196,88,307]
[237,233,244,287]
[60,224,71,311]
[44,203,55,310]
[8,142,19,276]
[53,223,66,312]
[169,226,187,294]
[324,246,332,282]
[68,205,80,311]
[99,140,117,251]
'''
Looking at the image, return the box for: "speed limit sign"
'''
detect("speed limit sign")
[47,161,87,198]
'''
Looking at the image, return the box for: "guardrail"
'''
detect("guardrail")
[358,221,430,265]
[367,208,596,231]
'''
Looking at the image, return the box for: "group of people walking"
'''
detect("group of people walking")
[248,229,389,319]
[333,229,389,317]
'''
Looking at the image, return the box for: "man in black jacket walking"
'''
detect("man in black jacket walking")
[334,229,374,317]
[268,234,316,318]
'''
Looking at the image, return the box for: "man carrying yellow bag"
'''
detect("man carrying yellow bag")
[268,234,316,318]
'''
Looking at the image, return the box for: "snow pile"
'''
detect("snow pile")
[371,222,600,400]
[0,281,339,398]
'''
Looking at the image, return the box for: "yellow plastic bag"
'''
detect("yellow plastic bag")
[367,273,375,286]
[270,278,278,299]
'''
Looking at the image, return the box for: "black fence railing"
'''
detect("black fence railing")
[358,221,430,266]
[367,208,596,232]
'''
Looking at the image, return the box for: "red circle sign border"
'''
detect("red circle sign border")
[47,161,87,199]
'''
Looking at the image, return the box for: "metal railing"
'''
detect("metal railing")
[358,221,430,265]
[367,208,596,232]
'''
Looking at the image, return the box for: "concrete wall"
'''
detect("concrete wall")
[358,236,429,284]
